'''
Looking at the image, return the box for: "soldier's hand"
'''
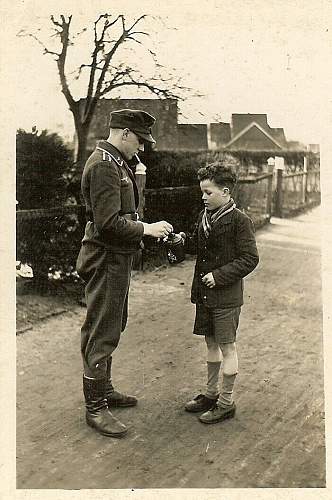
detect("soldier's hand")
[202,272,216,288]
[142,221,173,239]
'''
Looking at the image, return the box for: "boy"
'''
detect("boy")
[185,161,259,424]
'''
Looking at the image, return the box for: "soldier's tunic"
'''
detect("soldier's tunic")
[76,140,144,379]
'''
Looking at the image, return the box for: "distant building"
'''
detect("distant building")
[208,122,231,149]
[177,124,208,150]
[286,140,307,151]
[308,144,320,153]
[83,98,315,153]
[81,98,179,151]
[219,114,288,151]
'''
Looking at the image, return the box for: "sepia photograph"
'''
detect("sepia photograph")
[3,0,332,498]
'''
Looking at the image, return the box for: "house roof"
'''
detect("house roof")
[231,114,269,136]
[224,121,283,150]
[270,128,287,148]
[228,114,289,150]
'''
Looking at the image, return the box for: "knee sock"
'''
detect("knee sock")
[219,373,237,407]
[206,361,222,399]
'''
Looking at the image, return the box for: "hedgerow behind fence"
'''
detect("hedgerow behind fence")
[16,147,320,282]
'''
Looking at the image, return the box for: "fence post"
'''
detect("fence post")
[275,157,285,218]
[267,158,275,217]
[135,160,147,220]
[133,161,147,271]
[267,174,273,218]
[303,152,308,204]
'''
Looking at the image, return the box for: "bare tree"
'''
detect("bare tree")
[18,14,190,171]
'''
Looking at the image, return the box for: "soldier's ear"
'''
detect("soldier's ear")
[122,128,130,140]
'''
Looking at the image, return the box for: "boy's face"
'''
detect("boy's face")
[200,179,230,211]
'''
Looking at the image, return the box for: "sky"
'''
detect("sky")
[6,0,332,145]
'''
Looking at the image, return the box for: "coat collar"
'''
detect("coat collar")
[96,140,139,208]
[97,140,126,167]
[215,209,234,225]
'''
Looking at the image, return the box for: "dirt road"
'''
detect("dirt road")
[16,207,325,489]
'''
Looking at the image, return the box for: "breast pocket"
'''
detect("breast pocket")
[213,223,234,243]
[120,176,130,188]
[120,177,135,210]
[214,222,232,234]
[211,223,236,259]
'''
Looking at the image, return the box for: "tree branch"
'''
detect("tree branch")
[50,15,63,29]
[129,30,149,37]
[52,15,77,111]
[17,31,61,58]
[83,14,124,121]
[100,77,184,100]
[127,15,147,31]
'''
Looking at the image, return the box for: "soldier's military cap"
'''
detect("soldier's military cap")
[110,109,156,144]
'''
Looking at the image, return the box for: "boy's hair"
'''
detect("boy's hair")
[197,161,238,193]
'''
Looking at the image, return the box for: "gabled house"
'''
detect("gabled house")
[221,114,288,151]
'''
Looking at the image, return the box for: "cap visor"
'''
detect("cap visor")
[134,131,156,144]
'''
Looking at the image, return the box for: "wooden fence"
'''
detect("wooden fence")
[16,166,320,277]
[274,167,320,218]
[144,173,274,233]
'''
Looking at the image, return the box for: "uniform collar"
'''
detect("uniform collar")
[97,140,126,167]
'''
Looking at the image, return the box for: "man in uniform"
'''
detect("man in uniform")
[76,109,173,438]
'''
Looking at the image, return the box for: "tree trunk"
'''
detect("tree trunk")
[72,123,91,240]
[68,123,90,204]
[76,125,89,170]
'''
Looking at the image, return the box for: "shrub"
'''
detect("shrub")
[140,150,241,188]
[16,128,73,209]
[16,129,81,285]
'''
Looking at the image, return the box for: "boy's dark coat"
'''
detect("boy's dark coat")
[190,208,259,309]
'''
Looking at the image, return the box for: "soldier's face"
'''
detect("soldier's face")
[200,179,229,211]
[122,129,145,160]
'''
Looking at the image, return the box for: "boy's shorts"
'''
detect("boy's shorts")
[193,304,241,344]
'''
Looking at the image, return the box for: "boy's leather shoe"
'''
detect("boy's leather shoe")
[107,390,138,408]
[199,401,236,424]
[185,393,219,413]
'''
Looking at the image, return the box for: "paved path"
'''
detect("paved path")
[16,207,325,489]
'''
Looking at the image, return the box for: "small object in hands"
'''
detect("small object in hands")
[165,232,186,264]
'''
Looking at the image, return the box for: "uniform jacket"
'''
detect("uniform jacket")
[190,207,259,308]
[76,141,144,279]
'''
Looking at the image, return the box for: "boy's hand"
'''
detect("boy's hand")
[202,272,216,288]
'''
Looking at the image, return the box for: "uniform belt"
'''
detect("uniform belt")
[86,212,139,222]
[121,212,139,221]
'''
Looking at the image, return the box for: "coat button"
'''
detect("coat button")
[203,295,207,299]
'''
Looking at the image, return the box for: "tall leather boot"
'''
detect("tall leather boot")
[83,375,127,438]
[106,357,138,408]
